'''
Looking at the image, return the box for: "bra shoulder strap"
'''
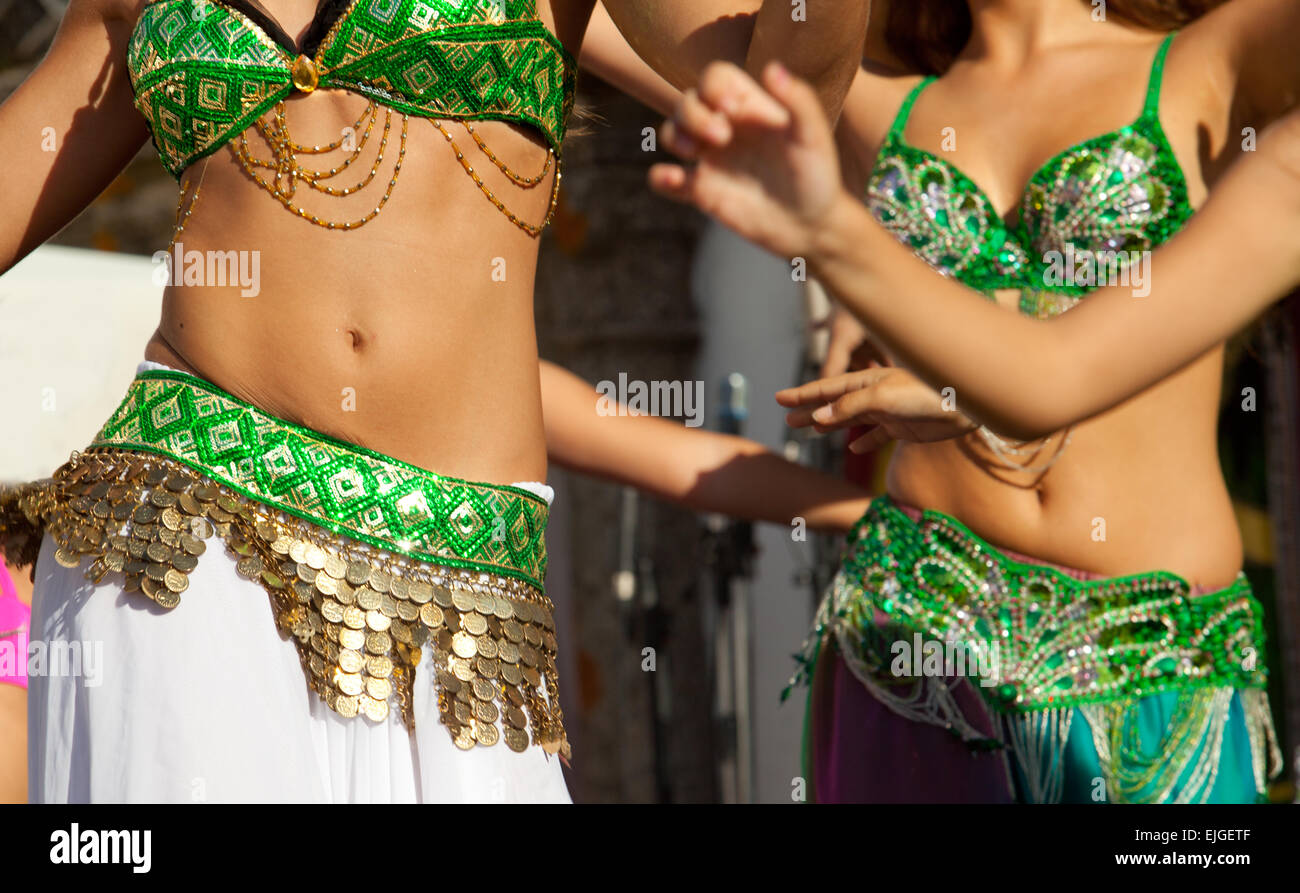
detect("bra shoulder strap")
[887,76,937,142]
[1142,31,1178,119]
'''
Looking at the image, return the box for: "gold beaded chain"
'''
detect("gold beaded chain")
[229,100,410,231]
[248,100,380,186]
[235,100,396,201]
[163,49,562,239]
[462,121,554,186]
[167,154,213,251]
[273,100,377,154]
[433,120,561,237]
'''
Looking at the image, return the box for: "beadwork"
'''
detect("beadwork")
[128,0,576,236]
[86,370,549,587]
[866,33,1190,319]
[128,0,575,177]
[793,497,1270,710]
[0,371,569,757]
[786,497,1282,802]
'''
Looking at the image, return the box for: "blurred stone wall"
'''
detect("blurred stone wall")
[536,77,717,803]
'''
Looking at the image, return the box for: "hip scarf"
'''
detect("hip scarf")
[788,496,1282,803]
[0,369,569,759]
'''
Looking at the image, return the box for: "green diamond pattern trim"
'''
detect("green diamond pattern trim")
[128,0,576,179]
[91,370,550,588]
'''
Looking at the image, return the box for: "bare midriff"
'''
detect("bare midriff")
[144,84,556,488]
[888,288,1241,591]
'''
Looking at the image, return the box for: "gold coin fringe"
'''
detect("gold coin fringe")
[0,448,571,760]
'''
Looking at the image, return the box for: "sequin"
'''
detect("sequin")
[783,497,1282,801]
[0,372,570,761]
[865,33,1190,319]
[127,0,576,180]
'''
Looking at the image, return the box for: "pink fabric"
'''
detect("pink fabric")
[0,564,29,689]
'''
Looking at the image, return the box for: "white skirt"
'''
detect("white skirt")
[27,531,572,803]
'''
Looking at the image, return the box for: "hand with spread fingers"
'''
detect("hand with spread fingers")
[777,367,976,454]
[649,60,843,261]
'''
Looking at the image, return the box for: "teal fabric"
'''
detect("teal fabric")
[1017,691,1261,803]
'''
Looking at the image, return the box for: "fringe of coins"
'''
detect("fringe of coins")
[0,448,571,759]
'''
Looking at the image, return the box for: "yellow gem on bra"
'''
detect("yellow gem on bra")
[291,55,319,93]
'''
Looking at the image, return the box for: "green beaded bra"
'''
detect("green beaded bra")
[127,0,577,180]
[867,33,1191,318]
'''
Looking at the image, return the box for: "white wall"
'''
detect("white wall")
[0,246,163,482]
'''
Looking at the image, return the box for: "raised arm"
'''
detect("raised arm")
[599,0,869,119]
[1209,0,1300,127]
[808,120,1300,440]
[649,63,1300,441]
[743,0,870,124]
[578,1,682,116]
[0,0,150,275]
[540,360,871,532]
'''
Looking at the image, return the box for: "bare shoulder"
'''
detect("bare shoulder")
[838,63,925,189]
[853,62,924,141]
[1158,0,1300,167]
[1176,0,1294,71]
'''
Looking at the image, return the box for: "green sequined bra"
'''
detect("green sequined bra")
[128,0,576,179]
[867,32,1191,318]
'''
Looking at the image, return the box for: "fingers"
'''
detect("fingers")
[761,61,833,148]
[647,162,698,205]
[810,386,887,432]
[780,379,883,434]
[696,61,791,129]
[820,311,865,378]
[677,87,734,151]
[775,370,881,409]
[656,62,793,163]
[820,337,851,379]
[849,426,894,454]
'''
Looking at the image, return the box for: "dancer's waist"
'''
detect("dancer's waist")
[885,413,1242,585]
[147,267,550,480]
[91,368,550,589]
[890,500,1223,595]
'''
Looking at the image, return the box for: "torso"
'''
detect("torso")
[842,23,1246,589]
[137,0,596,486]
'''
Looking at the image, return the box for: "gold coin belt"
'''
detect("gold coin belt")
[0,450,571,759]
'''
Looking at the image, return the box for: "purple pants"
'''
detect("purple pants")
[808,642,1014,803]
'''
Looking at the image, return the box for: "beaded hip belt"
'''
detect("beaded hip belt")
[787,497,1281,801]
[791,497,1270,712]
[0,370,568,759]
